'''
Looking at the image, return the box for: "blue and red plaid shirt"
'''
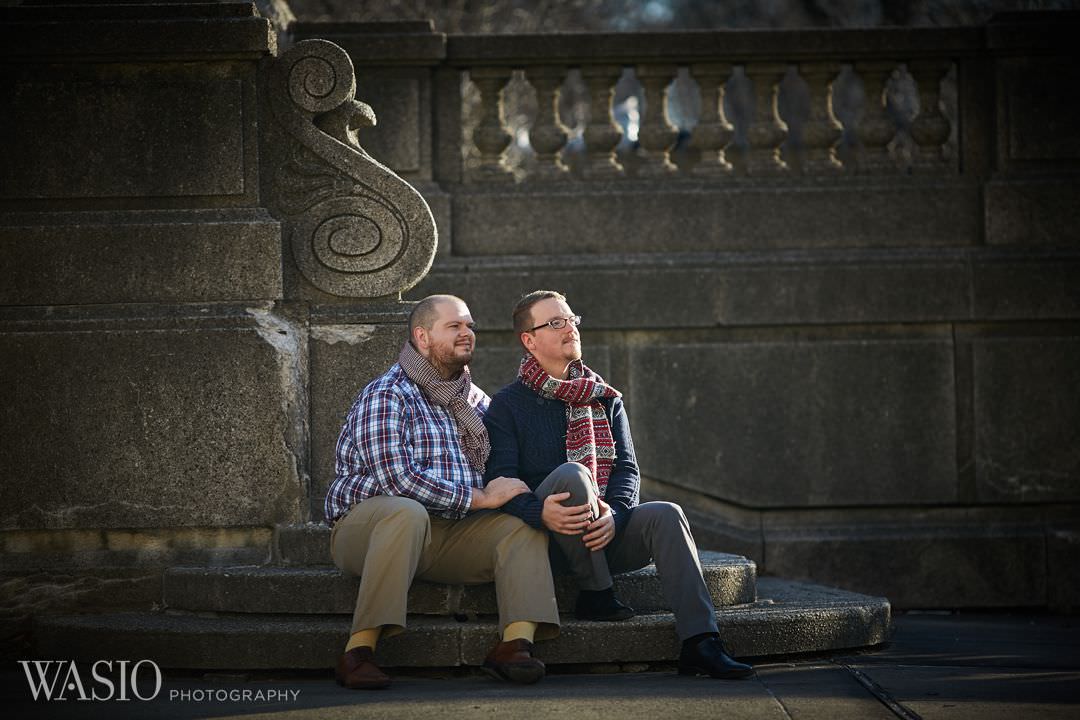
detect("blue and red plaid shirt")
[325,363,491,523]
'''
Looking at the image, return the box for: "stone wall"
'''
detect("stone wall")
[0,4,291,612]
[0,2,1075,634]
[0,1,436,646]
[294,13,1080,609]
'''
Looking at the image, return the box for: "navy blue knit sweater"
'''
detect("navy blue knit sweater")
[483,378,641,536]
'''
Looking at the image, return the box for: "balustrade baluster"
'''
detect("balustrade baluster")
[635,64,678,177]
[854,61,898,173]
[526,66,570,181]
[469,67,514,182]
[580,64,624,179]
[688,63,734,177]
[744,63,789,175]
[908,60,952,172]
[800,62,843,174]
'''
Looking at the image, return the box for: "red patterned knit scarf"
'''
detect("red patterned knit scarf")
[518,354,621,496]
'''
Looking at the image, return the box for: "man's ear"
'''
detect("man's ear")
[519,331,534,354]
[413,326,429,353]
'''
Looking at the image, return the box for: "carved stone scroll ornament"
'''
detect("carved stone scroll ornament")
[265,39,437,297]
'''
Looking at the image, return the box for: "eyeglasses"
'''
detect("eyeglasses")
[527,315,582,333]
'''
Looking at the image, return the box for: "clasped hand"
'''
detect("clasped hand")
[542,494,615,552]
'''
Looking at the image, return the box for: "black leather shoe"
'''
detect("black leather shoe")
[575,587,636,621]
[678,636,754,679]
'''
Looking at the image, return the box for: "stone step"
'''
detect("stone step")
[274,523,334,566]
[163,551,757,615]
[35,578,890,669]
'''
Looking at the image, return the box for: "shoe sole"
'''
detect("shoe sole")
[677,665,755,680]
[335,671,391,690]
[481,662,546,684]
[336,677,391,690]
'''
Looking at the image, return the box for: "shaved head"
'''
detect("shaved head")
[409,294,466,336]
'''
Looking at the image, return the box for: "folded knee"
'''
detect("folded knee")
[379,497,431,532]
[550,462,594,497]
[637,501,686,526]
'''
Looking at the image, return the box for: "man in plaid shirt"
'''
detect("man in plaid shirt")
[326,295,559,690]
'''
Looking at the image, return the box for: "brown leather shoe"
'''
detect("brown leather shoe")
[481,638,545,684]
[335,646,390,689]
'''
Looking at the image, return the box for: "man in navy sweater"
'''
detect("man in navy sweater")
[483,290,753,679]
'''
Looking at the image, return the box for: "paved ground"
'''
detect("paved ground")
[5,611,1079,719]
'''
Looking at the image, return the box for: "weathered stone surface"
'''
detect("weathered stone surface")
[972,336,1080,503]
[275,522,333,566]
[972,253,1080,319]
[308,320,408,520]
[0,211,282,305]
[35,578,889,668]
[262,40,437,298]
[0,3,273,58]
[414,182,453,258]
[350,71,427,175]
[985,181,1080,246]
[724,577,890,657]
[0,527,271,572]
[0,569,161,617]
[444,27,981,61]
[630,335,957,507]
[0,308,303,529]
[450,183,981,255]
[0,61,259,204]
[411,252,974,329]
[162,550,755,615]
[293,21,446,64]
[763,523,1047,608]
[995,57,1080,170]
[646,471,1068,608]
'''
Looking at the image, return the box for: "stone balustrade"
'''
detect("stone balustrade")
[440,29,978,182]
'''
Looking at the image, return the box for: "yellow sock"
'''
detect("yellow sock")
[345,627,382,652]
[502,621,537,643]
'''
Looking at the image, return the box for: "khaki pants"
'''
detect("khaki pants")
[330,495,560,640]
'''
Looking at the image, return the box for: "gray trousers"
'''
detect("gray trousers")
[533,462,719,641]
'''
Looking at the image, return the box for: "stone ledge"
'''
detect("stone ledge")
[449,183,982,256]
[0,212,282,305]
[163,550,756,615]
[35,579,889,669]
[689,515,1050,609]
[412,248,1080,327]
[0,4,273,59]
